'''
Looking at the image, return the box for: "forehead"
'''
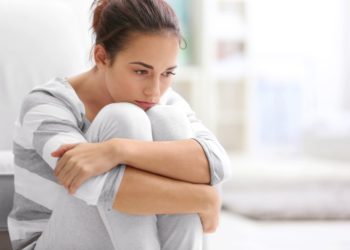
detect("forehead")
[115,32,180,67]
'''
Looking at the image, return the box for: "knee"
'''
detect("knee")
[146,105,192,141]
[99,103,146,121]
[94,103,152,140]
[147,105,186,123]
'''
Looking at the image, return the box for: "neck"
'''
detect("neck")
[67,67,114,115]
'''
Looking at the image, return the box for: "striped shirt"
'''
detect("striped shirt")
[8,77,231,250]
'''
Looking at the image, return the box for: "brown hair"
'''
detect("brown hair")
[90,0,184,65]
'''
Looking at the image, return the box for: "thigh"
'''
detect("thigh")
[83,103,160,249]
[35,193,160,250]
[98,207,160,250]
[157,214,203,250]
[35,193,114,250]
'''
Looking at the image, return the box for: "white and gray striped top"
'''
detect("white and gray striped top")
[8,77,231,250]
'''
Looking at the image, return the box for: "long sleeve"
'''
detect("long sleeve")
[163,88,232,185]
[13,87,117,208]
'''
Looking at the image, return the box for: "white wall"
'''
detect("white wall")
[344,0,350,111]
[248,0,346,119]
[246,0,349,156]
[59,0,94,68]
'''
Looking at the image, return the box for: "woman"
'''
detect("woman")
[8,0,231,249]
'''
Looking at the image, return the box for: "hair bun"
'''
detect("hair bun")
[91,0,109,33]
[89,0,181,64]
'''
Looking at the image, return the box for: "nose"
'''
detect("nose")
[143,77,160,97]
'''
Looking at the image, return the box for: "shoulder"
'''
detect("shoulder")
[19,77,84,125]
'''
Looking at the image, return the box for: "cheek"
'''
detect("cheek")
[106,71,126,91]
[161,80,172,93]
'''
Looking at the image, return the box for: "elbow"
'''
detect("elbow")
[192,136,232,185]
[202,167,211,185]
[221,154,233,182]
[192,157,211,185]
[210,153,232,186]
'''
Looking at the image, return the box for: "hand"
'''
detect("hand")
[52,140,119,194]
[199,187,221,233]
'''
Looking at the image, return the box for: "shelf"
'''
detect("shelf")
[168,0,250,152]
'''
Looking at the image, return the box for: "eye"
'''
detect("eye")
[134,70,148,75]
[162,71,176,77]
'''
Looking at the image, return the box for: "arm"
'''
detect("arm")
[114,166,220,233]
[51,143,220,232]
[108,89,232,186]
[165,89,232,185]
[24,89,218,222]
[53,89,231,192]
[21,90,116,206]
[53,142,220,232]
[112,138,211,184]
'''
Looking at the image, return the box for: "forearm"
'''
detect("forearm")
[113,166,217,215]
[113,138,211,184]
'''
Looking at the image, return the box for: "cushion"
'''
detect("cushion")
[302,114,350,161]
[0,151,14,175]
[0,0,89,150]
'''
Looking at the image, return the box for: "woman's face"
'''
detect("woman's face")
[103,33,179,111]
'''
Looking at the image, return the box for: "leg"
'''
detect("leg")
[147,105,203,250]
[88,103,160,250]
[35,193,114,250]
[36,103,160,250]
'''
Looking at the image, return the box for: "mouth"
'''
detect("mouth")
[135,100,156,110]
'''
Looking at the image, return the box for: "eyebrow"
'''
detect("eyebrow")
[129,61,177,70]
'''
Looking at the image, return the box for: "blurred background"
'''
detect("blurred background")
[168,0,350,249]
[1,0,350,249]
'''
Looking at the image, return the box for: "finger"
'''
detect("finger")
[54,153,71,176]
[68,170,90,195]
[62,166,81,191]
[57,159,76,186]
[51,148,64,157]
[51,144,78,157]
[51,145,73,157]
[51,145,69,157]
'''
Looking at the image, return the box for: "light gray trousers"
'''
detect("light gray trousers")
[35,103,203,250]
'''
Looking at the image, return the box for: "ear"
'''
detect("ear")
[94,44,110,70]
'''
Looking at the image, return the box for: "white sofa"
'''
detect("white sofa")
[302,115,350,161]
[222,153,350,220]
[0,0,90,232]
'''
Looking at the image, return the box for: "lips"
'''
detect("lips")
[135,100,156,110]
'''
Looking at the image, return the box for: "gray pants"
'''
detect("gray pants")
[35,103,203,250]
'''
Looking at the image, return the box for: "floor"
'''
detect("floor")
[2,212,350,250]
[0,231,11,250]
[207,210,350,250]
